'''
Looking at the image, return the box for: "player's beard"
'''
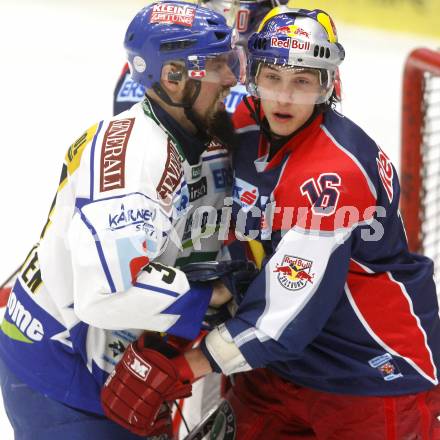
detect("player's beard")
[183,82,237,151]
[207,107,237,151]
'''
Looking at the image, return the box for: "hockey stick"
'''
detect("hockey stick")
[182,403,221,440]
[183,398,237,440]
[225,0,240,28]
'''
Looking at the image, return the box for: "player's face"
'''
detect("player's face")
[192,54,238,121]
[257,64,319,136]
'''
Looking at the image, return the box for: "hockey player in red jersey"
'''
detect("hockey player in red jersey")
[103,6,440,439]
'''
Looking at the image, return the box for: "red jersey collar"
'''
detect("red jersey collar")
[258,113,324,171]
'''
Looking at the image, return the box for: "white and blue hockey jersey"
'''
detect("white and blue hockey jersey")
[0,97,231,414]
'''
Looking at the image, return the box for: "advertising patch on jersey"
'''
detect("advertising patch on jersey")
[368,353,403,382]
[210,162,232,192]
[66,123,99,176]
[116,73,145,103]
[156,139,183,207]
[100,118,135,192]
[188,176,208,202]
[150,3,196,27]
[274,255,315,291]
[233,177,259,212]
[106,331,137,363]
[108,339,126,358]
[3,289,45,343]
[260,196,273,240]
[210,400,236,440]
[376,146,394,203]
[191,164,202,180]
[182,214,194,243]
[108,203,156,231]
[173,184,190,217]
[116,236,157,290]
[20,246,43,295]
[206,139,225,152]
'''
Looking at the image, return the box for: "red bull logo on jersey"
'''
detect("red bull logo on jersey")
[270,37,311,51]
[150,4,196,27]
[274,255,315,291]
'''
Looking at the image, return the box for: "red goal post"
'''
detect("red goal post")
[400,48,440,277]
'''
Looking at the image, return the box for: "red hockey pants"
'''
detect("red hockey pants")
[222,369,440,440]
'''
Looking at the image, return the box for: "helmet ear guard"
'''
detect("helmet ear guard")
[167,71,184,81]
[161,61,187,83]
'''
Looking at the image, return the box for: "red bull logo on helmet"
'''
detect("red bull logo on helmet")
[276,26,310,39]
[270,37,311,51]
[274,255,315,291]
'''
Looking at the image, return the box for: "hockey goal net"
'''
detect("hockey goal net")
[400,48,440,285]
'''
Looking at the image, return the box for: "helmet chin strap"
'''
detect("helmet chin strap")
[243,96,271,139]
[243,95,321,147]
[151,80,199,109]
[152,80,211,142]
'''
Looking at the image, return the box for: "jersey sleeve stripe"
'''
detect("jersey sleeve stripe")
[133,282,180,298]
[77,208,117,293]
[89,120,104,201]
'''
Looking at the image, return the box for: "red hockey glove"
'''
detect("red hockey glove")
[101,333,194,437]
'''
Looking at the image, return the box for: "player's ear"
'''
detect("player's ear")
[161,63,186,96]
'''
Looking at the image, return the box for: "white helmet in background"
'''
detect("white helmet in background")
[199,0,286,45]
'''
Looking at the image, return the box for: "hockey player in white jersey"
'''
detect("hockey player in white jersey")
[0,2,244,439]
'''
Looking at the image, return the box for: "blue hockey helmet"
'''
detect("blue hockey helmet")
[124,1,244,90]
[247,6,345,104]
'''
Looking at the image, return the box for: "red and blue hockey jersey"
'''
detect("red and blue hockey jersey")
[225,100,440,396]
